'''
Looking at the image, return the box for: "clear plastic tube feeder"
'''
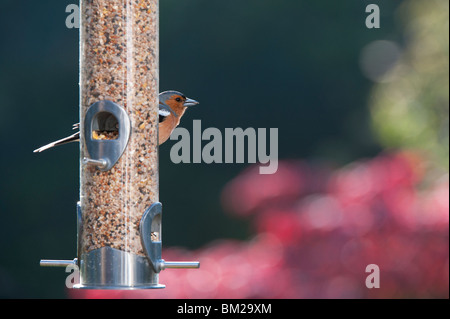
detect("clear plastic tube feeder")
[40,0,199,290]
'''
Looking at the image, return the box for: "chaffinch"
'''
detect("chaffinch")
[33,91,199,153]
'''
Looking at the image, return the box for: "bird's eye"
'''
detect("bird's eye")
[175,97,182,102]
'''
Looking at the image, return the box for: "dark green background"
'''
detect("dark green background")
[0,0,401,298]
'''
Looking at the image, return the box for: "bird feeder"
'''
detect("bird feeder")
[40,0,199,289]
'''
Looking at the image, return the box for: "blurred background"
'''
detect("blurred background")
[0,0,448,298]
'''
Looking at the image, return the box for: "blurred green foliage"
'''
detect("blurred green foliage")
[370,0,449,172]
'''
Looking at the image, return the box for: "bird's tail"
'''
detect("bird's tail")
[33,132,80,153]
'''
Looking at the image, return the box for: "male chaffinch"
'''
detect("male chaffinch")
[33,91,199,153]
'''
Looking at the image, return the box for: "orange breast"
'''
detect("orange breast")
[159,114,178,145]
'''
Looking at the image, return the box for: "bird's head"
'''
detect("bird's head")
[159,91,199,117]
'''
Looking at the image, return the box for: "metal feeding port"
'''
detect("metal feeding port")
[39,0,199,290]
[83,100,131,171]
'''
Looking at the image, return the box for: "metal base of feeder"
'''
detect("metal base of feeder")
[41,202,199,290]
[75,246,165,290]
[73,284,166,290]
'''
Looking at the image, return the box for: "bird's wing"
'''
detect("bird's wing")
[159,102,176,123]
[159,107,171,118]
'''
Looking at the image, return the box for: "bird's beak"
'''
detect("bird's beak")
[184,98,199,107]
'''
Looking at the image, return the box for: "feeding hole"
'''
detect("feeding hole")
[92,111,119,140]
[151,213,161,242]
[151,232,160,242]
